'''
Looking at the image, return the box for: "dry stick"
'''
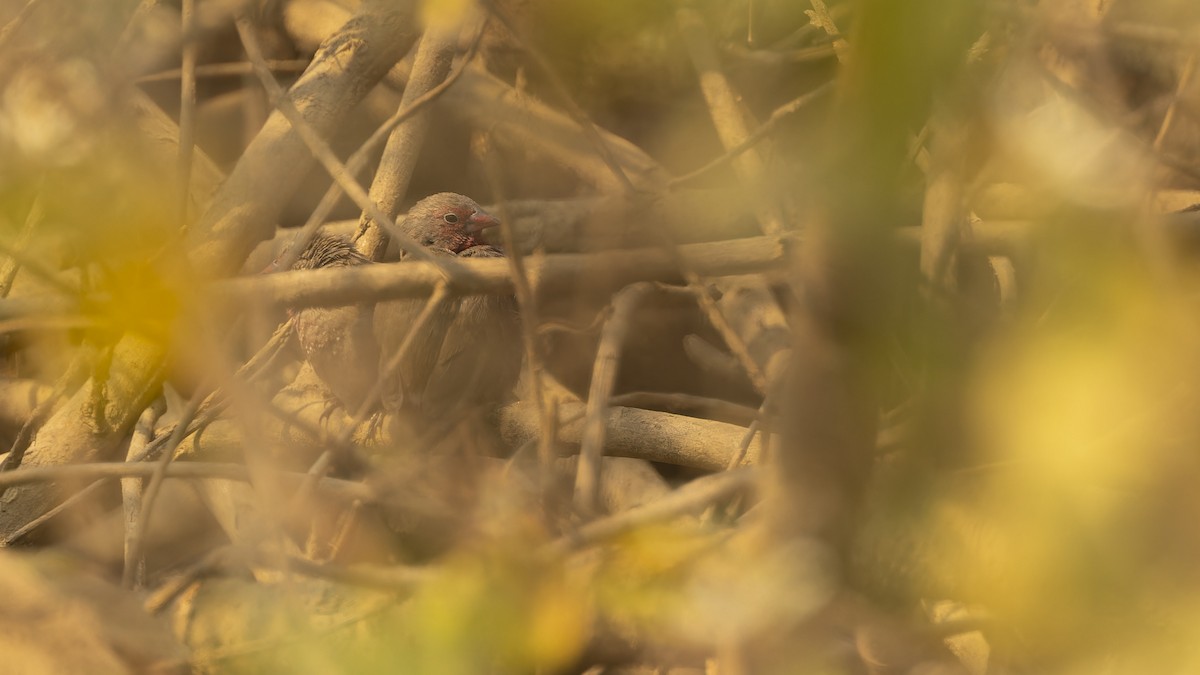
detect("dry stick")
[0,352,89,473]
[0,461,374,501]
[122,398,165,589]
[123,384,208,588]
[177,0,198,231]
[480,0,637,193]
[5,1,413,542]
[772,2,850,49]
[273,21,488,273]
[0,236,80,297]
[668,81,835,189]
[575,283,656,515]
[4,318,297,545]
[280,554,431,591]
[548,466,757,557]
[1153,52,1198,152]
[136,59,311,83]
[233,17,461,278]
[324,500,363,561]
[355,24,461,261]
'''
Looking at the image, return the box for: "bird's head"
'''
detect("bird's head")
[402,192,501,254]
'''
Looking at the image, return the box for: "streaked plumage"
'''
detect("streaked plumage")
[290,235,379,413]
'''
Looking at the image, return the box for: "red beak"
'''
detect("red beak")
[465,211,501,235]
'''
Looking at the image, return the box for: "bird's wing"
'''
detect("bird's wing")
[374,248,460,410]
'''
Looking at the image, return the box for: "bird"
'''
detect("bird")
[373,192,523,424]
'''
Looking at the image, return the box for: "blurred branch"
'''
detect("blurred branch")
[136,59,310,83]
[920,110,969,293]
[547,467,757,556]
[576,283,655,515]
[0,461,374,502]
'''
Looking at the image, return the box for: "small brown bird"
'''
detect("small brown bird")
[290,235,379,414]
[374,192,523,421]
[286,194,522,431]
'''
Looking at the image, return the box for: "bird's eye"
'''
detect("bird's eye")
[443,213,459,224]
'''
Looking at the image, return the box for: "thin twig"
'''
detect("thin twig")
[122,398,166,589]
[123,385,207,587]
[575,282,655,514]
[669,81,834,188]
[177,0,198,231]
[279,554,432,591]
